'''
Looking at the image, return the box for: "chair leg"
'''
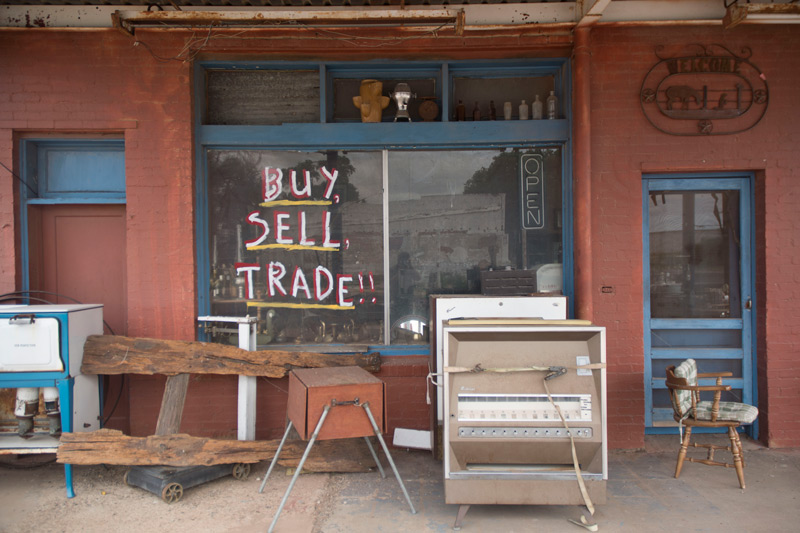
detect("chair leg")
[728,426,746,489]
[675,426,692,479]
[735,431,746,468]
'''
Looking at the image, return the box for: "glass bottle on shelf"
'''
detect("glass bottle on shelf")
[503,101,513,120]
[519,99,529,120]
[472,101,481,121]
[456,100,466,121]
[546,91,558,119]
[532,94,543,119]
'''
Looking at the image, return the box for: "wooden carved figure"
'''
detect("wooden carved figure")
[353,79,390,123]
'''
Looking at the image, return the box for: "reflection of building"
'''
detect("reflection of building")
[390,193,508,289]
[339,202,384,274]
[649,193,739,319]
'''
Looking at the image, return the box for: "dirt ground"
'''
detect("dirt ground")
[0,453,342,533]
[3,437,800,533]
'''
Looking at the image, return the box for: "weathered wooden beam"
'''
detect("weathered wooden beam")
[81,335,381,377]
[57,429,376,472]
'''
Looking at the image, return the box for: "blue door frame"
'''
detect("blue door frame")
[643,172,757,437]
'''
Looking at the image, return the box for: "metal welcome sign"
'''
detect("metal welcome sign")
[640,44,768,136]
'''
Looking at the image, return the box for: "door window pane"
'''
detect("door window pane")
[207,150,384,345]
[649,190,741,319]
[388,147,563,343]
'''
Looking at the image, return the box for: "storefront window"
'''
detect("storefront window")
[207,149,384,344]
[206,146,563,346]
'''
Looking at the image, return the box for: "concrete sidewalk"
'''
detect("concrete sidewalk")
[1,435,799,532]
[275,434,800,533]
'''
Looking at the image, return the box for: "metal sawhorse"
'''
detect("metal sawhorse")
[258,366,416,533]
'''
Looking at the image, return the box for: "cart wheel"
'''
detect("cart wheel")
[161,482,183,503]
[123,471,130,486]
[232,463,251,480]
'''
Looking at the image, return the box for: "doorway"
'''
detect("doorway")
[643,174,756,435]
[27,204,129,432]
[28,204,127,335]
[16,138,128,433]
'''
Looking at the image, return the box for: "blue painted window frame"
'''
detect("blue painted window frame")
[642,171,757,437]
[18,138,126,292]
[194,59,574,352]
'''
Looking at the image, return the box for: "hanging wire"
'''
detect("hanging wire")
[0,160,37,197]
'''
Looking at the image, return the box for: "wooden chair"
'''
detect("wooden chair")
[665,359,758,489]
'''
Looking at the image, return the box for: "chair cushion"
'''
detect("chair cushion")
[672,359,697,416]
[696,401,759,424]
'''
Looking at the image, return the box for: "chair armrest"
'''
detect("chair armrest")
[668,383,731,392]
[697,372,733,378]
[693,385,732,392]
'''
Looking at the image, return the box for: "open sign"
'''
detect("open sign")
[520,154,544,230]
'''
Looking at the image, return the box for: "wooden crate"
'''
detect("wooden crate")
[287,366,386,441]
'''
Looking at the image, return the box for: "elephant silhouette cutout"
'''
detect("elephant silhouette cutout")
[665,85,701,110]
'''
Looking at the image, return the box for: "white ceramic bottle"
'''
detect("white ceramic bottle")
[532,94,543,119]
[519,99,529,120]
[546,91,558,119]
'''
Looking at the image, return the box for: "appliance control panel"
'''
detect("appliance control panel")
[458,426,594,439]
[457,393,592,423]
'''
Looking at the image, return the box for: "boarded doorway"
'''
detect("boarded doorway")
[28,204,129,432]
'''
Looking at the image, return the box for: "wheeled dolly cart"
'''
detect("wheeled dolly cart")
[124,463,252,503]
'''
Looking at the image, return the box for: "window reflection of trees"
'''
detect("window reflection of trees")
[207,150,383,346]
[388,147,563,341]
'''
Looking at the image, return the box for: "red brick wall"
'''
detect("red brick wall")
[588,25,800,448]
[2,25,798,448]
[127,357,430,442]
[0,128,16,296]
[0,30,196,340]
[0,29,197,438]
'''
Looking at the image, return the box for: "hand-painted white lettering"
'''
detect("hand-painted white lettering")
[235,263,261,299]
[274,212,292,244]
[245,211,269,248]
[315,265,334,301]
[290,169,312,199]
[298,211,315,246]
[262,167,283,202]
[320,166,339,199]
[291,266,312,299]
[322,211,341,249]
[267,261,287,296]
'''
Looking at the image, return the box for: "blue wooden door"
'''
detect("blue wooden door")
[643,174,755,434]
